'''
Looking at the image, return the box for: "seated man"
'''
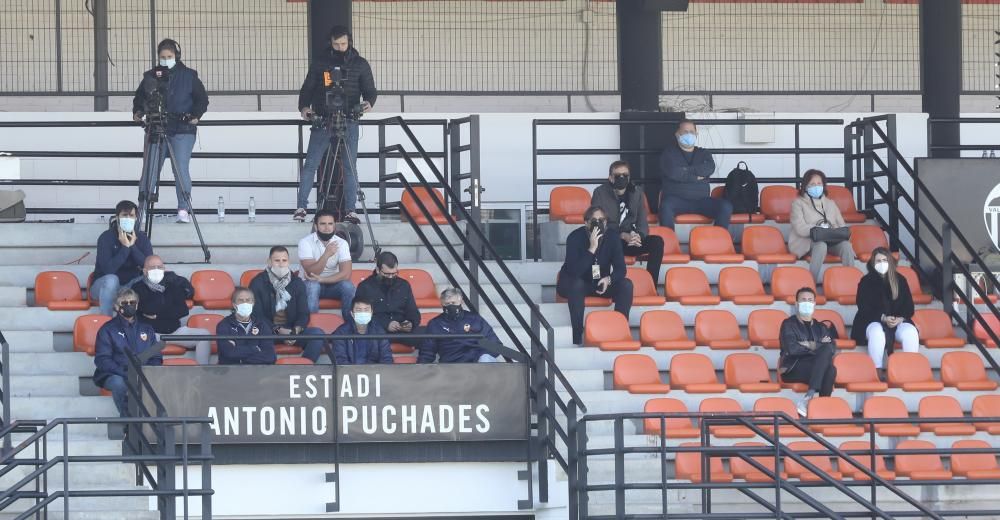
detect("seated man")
[250,246,327,362]
[297,210,356,317]
[419,287,503,363]
[354,251,422,346]
[91,200,154,316]
[658,119,732,230]
[93,288,162,417]
[591,160,665,283]
[132,255,211,365]
[779,287,838,416]
[557,206,633,346]
[333,297,393,365]
[216,287,277,365]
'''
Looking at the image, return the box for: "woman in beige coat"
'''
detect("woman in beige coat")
[788,169,856,281]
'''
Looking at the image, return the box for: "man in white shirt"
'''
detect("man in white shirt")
[297,209,356,318]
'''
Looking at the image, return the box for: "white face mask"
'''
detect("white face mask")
[235,302,253,317]
[354,311,372,326]
[159,58,176,69]
[270,265,290,278]
[797,301,815,318]
[146,268,165,284]
[874,261,890,275]
[119,217,136,234]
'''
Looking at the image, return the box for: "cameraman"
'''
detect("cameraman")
[132,38,209,224]
[295,25,377,223]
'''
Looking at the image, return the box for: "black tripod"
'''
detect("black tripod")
[315,111,358,223]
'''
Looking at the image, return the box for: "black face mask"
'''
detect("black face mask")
[588,218,607,233]
[119,302,138,319]
[612,175,629,190]
[380,275,395,286]
[443,304,463,320]
[317,231,335,242]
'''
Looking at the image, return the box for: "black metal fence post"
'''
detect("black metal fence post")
[0,329,9,455]
[942,222,953,303]
[886,115,901,252]
[577,418,589,520]
[91,0,110,111]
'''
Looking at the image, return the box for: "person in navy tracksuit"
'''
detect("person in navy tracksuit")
[215,287,277,365]
[333,297,393,365]
[419,288,503,363]
[93,288,163,417]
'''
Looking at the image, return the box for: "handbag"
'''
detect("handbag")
[810,226,850,244]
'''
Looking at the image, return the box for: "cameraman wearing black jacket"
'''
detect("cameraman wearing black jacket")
[295,25,378,223]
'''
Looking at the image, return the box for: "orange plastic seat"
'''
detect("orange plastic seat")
[585,310,640,351]
[639,310,695,350]
[163,358,198,366]
[973,314,1000,348]
[760,185,798,223]
[400,269,439,308]
[833,352,888,392]
[276,357,314,365]
[351,269,372,287]
[393,354,417,364]
[807,397,865,437]
[308,313,345,334]
[777,372,809,393]
[862,396,920,437]
[191,270,236,310]
[711,186,765,224]
[887,352,944,392]
[643,398,699,438]
[822,266,863,305]
[753,397,806,437]
[730,442,787,482]
[555,272,611,307]
[640,195,658,225]
[918,395,976,436]
[785,441,843,482]
[973,395,1000,434]
[626,268,666,306]
[850,225,890,262]
[724,353,779,393]
[896,266,933,305]
[719,267,774,305]
[675,214,712,225]
[826,186,866,224]
[812,309,856,348]
[391,343,414,354]
[689,227,745,264]
[912,309,965,348]
[35,271,90,310]
[612,354,670,394]
[838,441,896,480]
[670,353,726,393]
[771,266,826,304]
[675,442,733,483]
[951,440,1000,480]
[86,272,98,305]
[240,269,264,288]
[695,310,750,350]
[159,343,188,356]
[748,309,786,349]
[402,186,450,225]
[74,314,112,355]
[941,351,998,391]
[646,227,691,264]
[699,398,754,438]
[664,267,720,305]
[549,186,590,224]
[187,313,225,355]
[895,440,953,480]
[741,226,796,264]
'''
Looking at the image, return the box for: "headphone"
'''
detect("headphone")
[327,25,353,47]
[157,38,182,59]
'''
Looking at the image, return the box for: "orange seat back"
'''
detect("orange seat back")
[723,353,772,388]
[689,227,737,258]
[35,271,85,307]
[912,309,956,341]
[839,441,891,475]
[675,442,729,482]
[612,354,661,390]
[351,269,372,287]
[951,440,999,476]
[941,351,989,387]
[643,398,694,434]
[309,313,345,334]
[826,186,859,215]
[240,269,264,288]
[806,396,853,421]
[585,310,633,345]
[730,442,778,478]
[760,186,797,220]
[400,269,437,301]
[549,186,591,224]
[640,310,688,343]
[863,396,909,420]
[753,397,798,418]
[896,266,928,301]
[187,313,224,331]
[973,395,1000,420]
[402,187,449,225]
[699,397,742,414]
[670,353,719,387]
[887,352,935,386]
[626,267,658,298]
[850,225,889,260]
[747,309,786,346]
[785,441,836,477]
[813,309,848,339]
[646,226,685,256]
[918,395,965,422]
[163,358,198,366]
[894,440,946,476]
[73,314,112,354]
[742,226,791,258]
[665,267,712,299]
[719,267,766,299]
[834,352,881,386]
[191,270,236,304]
[771,266,817,302]
[973,314,1000,346]
[822,266,863,303]
[695,310,741,344]
[276,357,314,365]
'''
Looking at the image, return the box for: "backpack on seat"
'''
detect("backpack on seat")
[721,161,759,217]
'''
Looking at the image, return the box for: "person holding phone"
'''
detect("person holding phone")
[557,206,633,346]
[353,251,423,346]
[91,200,154,316]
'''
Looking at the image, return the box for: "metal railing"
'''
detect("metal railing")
[0,330,10,455]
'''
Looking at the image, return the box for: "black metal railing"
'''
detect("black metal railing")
[0,330,10,455]
[927,117,1000,156]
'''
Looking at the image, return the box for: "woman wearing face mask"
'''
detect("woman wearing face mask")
[132,38,209,224]
[216,287,277,365]
[789,169,856,282]
[851,247,919,372]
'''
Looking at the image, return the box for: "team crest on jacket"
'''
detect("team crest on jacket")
[251,327,259,335]
[985,182,1000,253]
[464,323,471,332]
[140,332,148,341]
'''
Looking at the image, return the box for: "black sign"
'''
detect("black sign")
[143,364,528,444]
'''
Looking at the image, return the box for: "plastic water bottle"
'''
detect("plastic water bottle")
[991,150,997,159]
[983,150,989,158]
[248,197,256,222]
[217,196,225,222]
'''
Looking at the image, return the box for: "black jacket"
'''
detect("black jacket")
[249,271,311,331]
[93,315,162,387]
[851,268,915,345]
[419,311,501,363]
[298,47,377,116]
[216,314,277,365]
[133,272,193,334]
[779,315,836,372]
[591,183,650,237]
[354,274,420,331]
[659,144,717,200]
[333,321,393,365]
[132,61,208,135]
[559,226,627,285]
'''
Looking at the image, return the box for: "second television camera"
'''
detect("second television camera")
[318,66,363,132]
[140,66,194,130]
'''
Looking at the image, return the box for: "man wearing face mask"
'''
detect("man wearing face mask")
[216,287,277,365]
[298,210,355,318]
[779,287,838,416]
[332,297,393,365]
[658,119,732,230]
[132,255,211,365]
[92,200,154,316]
[557,206,633,346]
[93,288,162,417]
[250,246,328,362]
[418,288,503,363]
[354,251,423,346]
[591,160,665,282]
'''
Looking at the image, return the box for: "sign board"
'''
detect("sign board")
[915,158,1000,266]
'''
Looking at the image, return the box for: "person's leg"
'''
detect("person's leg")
[478,353,500,363]
[658,195,681,229]
[165,326,212,365]
[101,374,129,417]
[320,280,356,320]
[304,279,322,314]
[167,133,196,211]
[607,277,634,322]
[640,234,664,283]
[342,122,360,213]
[865,322,888,369]
[833,240,856,267]
[808,241,829,282]
[808,346,835,396]
[820,356,838,397]
[557,276,588,345]
[894,322,920,353]
[687,197,732,230]
[93,274,121,316]
[297,127,333,210]
[296,326,327,362]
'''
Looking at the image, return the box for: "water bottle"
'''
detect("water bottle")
[248,197,256,222]
[217,196,225,222]
[991,151,997,159]
[983,150,989,158]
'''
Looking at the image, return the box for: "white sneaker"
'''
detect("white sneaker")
[796,397,810,417]
[176,210,191,223]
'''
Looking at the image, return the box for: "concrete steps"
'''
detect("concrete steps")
[1,331,54,352]
[9,353,95,376]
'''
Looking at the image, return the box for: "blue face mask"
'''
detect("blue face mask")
[677,133,697,148]
[797,301,815,317]
[159,58,176,69]
[118,217,136,234]
[806,185,824,199]
[235,303,253,318]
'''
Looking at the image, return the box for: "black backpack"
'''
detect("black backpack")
[722,161,759,215]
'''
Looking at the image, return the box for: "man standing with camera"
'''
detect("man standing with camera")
[295,25,377,224]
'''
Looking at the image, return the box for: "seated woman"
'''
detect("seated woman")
[851,247,919,371]
[788,169,856,281]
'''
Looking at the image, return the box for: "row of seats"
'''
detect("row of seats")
[686,225,889,263]
[613,351,997,394]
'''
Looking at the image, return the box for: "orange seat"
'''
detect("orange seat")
[741,226,797,264]
[806,397,865,437]
[771,266,826,304]
[308,313,345,334]
[689,227,745,264]
[822,266,863,305]
[276,357,314,365]
[730,442,787,482]
[777,372,809,393]
[626,268,666,306]
[163,357,198,366]
[695,310,750,350]
[724,353,780,393]
[675,442,733,483]
[941,351,998,391]
[918,395,976,436]
[719,267,774,305]
[639,310,695,350]
[643,398,699,438]
[402,186,450,225]
[785,441,843,482]
[391,343,414,354]
[699,398,754,438]
[86,272,98,305]
[760,185,798,223]
[640,195,658,225]
[240,269,264,288]
[664,267,720,305]
[912,309,965,348]
[951,440,1000,480]
[850,225,890,262]
[973,395,1000,434]
[862,396,920,437]
[187,313,225,354]
[813,309,856,348]
[555,272,611,307]
[675,214,712,225]
[74,314,112,355]
[710,186,765,224]
[35,271,90,310]
[399,269,439,308]
[973,314,1000,348]
[392,354,416,364]
[670,353,726,393]
[895,440,953,480]
[612,354,670,394]
[319,270,373,309]
[191,270,236,310]
[833,352,888,392]
[838,441,896,480]
[646,227,691,264]
[753,397,806,437]
[896,266,933,305]
[549,186,591,224]
[159,343,188,356]
[826,186,866,224]
[887,352,943,392]
[748,309,786,349]
[585,310,640,351]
